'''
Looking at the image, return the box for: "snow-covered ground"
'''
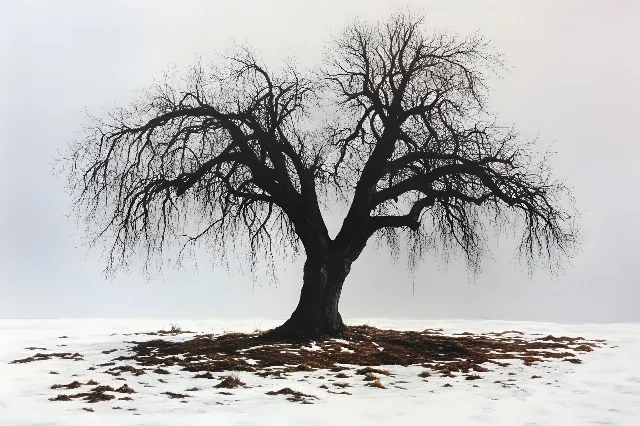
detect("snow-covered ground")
[1,318,638,425]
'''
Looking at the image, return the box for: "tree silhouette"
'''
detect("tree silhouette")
[64,14,577,339]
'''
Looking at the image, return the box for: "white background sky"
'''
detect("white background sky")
[1,0,638,323]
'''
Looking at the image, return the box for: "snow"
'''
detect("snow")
[1,318,639,425]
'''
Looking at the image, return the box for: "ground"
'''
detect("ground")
[1,318,639,425]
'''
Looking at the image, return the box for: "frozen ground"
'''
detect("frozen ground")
[1,318,639,425]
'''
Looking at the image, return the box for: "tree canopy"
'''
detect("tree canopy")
[63,13,578,337]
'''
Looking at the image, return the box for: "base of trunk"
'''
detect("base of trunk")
[261,253,350,341]
[261,312,346,341]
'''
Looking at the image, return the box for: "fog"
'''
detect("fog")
[1,0,638,323]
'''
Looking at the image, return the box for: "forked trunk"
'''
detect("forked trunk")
[263,253,352,340]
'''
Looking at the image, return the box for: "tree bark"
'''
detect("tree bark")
[262,253,352,341]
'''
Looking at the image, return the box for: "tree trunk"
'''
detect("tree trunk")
[262,253,352,341]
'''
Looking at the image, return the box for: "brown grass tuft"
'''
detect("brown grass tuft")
[194,371,215,379]
[356,367,391,376]
[115,384,135,394]
[365,379,385,389]
[215,374,246,389]
[362,372,379,381]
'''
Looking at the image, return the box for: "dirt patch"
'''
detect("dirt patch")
[256,370,287,379]
[328,390,351,395]
[286,363,314,372]
[50,381,83,390]
[85,392,115,402]
[265,387,318,403]
[49,388,116,403]
[106,365,146,376]
[162,391,190,399]
[91,385,115,393]
[356,367,391,376]
[10,352,83,364]
[115,384,136,393]
[49,394,73,401]
[121,325,602,384]
[194,371,215,379]
[14,324,604,405]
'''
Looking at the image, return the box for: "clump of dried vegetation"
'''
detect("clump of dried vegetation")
[11,324,605,406]
[215,374,246,389]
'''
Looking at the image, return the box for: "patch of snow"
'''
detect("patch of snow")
[301,343,322,352]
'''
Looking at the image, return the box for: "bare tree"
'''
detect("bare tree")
[63,14,578,339]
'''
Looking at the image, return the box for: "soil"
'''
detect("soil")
[9,324,605,406]
[122,325,603,380]
[10,352,83,364]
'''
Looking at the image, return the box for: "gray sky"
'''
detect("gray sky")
[1,0,638,323]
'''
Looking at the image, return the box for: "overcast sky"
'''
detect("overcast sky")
[1,0,638,323]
